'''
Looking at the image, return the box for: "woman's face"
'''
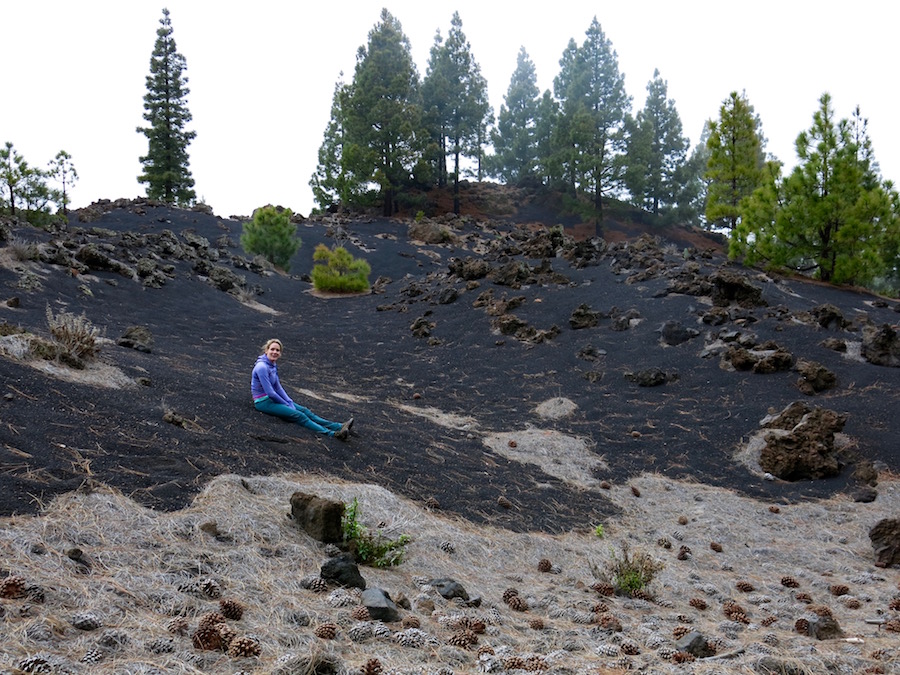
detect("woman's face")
[265,342,282,362]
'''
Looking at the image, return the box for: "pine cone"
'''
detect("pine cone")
[591,582,615,596]
[167,617,189,635]
[829,584,849,597]
[795,592,813,604]
[780,576,800,588]
[672,625,691,639]
[314,622,338,639]
[710,542,723,553]
[599,614,622,631]
[621,641,640,655]
[350,605,370,622]
[401,615,420,629]
[80,649,104,664]
[217,623,238,649]
[689,597,708,611]
[888,598,900,611]
[672,651,695,663]
[146,637,176,654]
[360,658,383,675]
[528,617,544,630]
[537,558,552,573]
[736,581,754,593]
[761,615,777,626]
[810,604,832,618]
[676,545,691,560]
[885,618,900,633]
[502,587,520,603]
[794,618,810,634]
[24,584,45,604]
[192,626,224,650]
[507,595,528,611]
[18,656,52,673]
[723,601,749,623]
[597,643,619,656]
[227,635,261,657]
[1,574,27,599]
[657,537,672,549]
[440,540,455,554]
[447,629,478,648]
[592,601,610,613]
[198,612,227,631]
[503,656,527,671]
[524,655,547,671]
[219,598,245,621]
[70,612,102,631]
[497,496,512,508]
[476,645,495,657]
[199,577,222,599]
[842,597,861,610]
[677,515,688,525]
[630,588,652,601]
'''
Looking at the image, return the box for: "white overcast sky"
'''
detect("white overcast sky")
[2,1,896,218]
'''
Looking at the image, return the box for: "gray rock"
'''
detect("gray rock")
[320,553,366,589]
[360,587,401,622]
[675,630,715,658]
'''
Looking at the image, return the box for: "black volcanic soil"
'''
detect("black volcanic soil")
[1,190,898,533]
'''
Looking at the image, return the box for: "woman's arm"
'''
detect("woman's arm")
[253,363,293,406]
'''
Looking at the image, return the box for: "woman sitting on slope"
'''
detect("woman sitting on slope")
[251,338,353,440]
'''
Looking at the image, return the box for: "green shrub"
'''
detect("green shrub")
[341,498,410,567]
[240,206,301,271]
[311,244,371,293]
[603,542,663,596]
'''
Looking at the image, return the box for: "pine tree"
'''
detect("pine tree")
[553,18,630,220]
[0,141,26,216]
[624,69,689,220]
[136,8,196,206]
[343,9,422,217]
[490,47,540,185]
[310,77,355,211]
[240,206,300,271]
[704,91,765,231]
[47,150,78,215]
[735,94,900,287]
[421,12,491,214]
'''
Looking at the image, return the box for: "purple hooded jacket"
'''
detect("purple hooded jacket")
[251,354,294,407]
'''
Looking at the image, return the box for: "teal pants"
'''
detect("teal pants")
[254,397,342,436]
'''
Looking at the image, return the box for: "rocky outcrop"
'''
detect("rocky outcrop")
[861,323,900,367]
[869,518,900,567]
[290,492,345,544]
[757,403,847,481]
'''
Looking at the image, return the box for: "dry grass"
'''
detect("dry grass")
[0,472,897,674]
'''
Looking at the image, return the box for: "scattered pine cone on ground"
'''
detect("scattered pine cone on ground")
[219,598,245,620]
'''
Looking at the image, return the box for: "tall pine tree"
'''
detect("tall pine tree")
[137,8,196,206]
[735,94,899,286]
[624,69,689,220]
[490,47,540,185]
[704,91,765,231]
[421,12,490,214]
[343,9,422,216]
[554,18,630,220]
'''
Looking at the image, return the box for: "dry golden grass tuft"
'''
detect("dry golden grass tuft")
[0,472,897,673]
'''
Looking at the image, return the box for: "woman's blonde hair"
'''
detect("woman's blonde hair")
[262,338,283,352]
